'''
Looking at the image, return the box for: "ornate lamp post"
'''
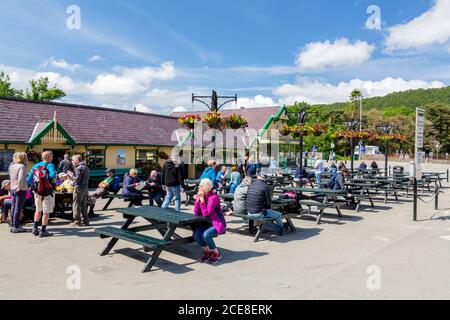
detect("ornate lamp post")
[377,124,397,177]
[345,118,361,173]
[192,90,237,158]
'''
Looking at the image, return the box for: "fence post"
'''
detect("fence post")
[413,178,418,221]
[447,169,449,183]
[435,185,439,210]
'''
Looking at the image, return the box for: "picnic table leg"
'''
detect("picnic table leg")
[368,192,375,207]
[336,206,342,217]
[316,208,324,224]
[141,226,177,272]
[384,192,388,204]
[285,216,296,231]
[394,191,399,201]
[254,223,265,242]
[100,215,136,256]
[102,197,114,211]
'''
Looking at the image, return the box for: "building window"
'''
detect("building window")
[0,149,14,171]
[86,149,106,169]
[135,150,158,177]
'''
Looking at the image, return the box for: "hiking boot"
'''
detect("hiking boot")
[39,230,53,238]
[32,228,40,236]
[11,227,28,233]
[278,227,284,236]
[200,251,212,263]
[82,220,90,227]
[208,251,222,264]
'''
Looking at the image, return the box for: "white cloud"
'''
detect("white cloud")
[296,38,375,71]
[172,106,186,113]
[385,0,450,51]
[88,61,176,95]
[235,95,276,109]
[41,57,81,71]
[274,77,445,104]
[88,55,104,62]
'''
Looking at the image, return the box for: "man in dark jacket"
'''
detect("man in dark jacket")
[58,154,73,173]
[161,157,183,211]
[147,170,163,207]
[245,173,285,235]
[68,154,90,227]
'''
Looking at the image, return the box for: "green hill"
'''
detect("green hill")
[315,86,450,114]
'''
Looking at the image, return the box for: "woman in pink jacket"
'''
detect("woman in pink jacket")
[193,178,226,264]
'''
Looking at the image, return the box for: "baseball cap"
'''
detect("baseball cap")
[106,168,116,174]
[1,180,11,190]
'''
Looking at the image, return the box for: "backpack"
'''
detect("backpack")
[327,173,337,189]
[32,164,54,197]
[110,176,121,193]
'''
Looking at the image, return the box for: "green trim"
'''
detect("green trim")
[249,105,288,148]
[29,120,76,146]
[0,141,25,144]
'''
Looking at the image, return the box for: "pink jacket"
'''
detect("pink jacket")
[194,192,226,234]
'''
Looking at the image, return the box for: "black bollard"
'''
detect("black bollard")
[435,185,439,210]
[413,178,418,221]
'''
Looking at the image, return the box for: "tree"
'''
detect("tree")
[24,77,66,101]
[349,89,362,111]
[0,71,23,98]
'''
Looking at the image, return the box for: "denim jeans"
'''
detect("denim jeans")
[11,190,26,229]
[193,226,218,250]
[149,191,163,207]
[161,186,181,211]
[229,183,238,194]
[1,199,12,219]
[248,209,284,232]
[315,172,322,187]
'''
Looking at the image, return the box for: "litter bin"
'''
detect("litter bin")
[393,166,404,175]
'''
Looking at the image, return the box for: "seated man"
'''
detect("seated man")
[0,180,12,224]
[122,168,144,207]
[147,170,163,207]
[232,176,252,216]
[88,169,120,215]
[245,173,286,235]
[216,166,228,192]
[56,173,75,193]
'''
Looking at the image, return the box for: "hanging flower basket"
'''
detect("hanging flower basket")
[223,114,248,130]
[203,112,223,130]
[279,124,291,136]
[178,114,201,129]
[392,134,408,143]
[309,124,327,136]
[290,124,309,138]
[332,130,370,140]
[378,134,396,142]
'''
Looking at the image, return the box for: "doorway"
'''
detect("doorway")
[45,149,69,170]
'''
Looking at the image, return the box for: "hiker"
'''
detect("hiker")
[0,180,12,224]
[68,154,90,227]
[57,154,73,173]
[9,152,29,233]
[229,165,241,194]
[199,160,217,189]
[27,151,56,237]
[193,178,226,264]
[147,170,163,207]
[89,169,119,206]
[122,168,144,208]
[245,173,286,235]
[161,157,183,211]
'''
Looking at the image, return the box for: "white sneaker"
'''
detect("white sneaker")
[133,205,142,208]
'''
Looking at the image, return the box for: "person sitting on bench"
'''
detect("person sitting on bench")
[0,180,12,224]
[193,178,226,264]
[245,173,286,236]
[232,176,252,215]
[122,168,143,207]
[88,168,120,215]
[146,170,163,207]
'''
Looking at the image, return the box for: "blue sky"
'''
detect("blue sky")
[1,0,449,114]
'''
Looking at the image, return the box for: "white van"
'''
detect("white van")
[355,145,384,156]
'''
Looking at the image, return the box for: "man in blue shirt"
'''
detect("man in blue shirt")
[26,151,56,238]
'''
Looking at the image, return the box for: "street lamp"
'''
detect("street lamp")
[345,118,360,173]
[377,124,397,177]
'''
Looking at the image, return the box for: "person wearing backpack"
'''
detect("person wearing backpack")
[67,155,90,227]
[26,151,56,238]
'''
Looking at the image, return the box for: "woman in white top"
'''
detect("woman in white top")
[314,155,324,187]
[9,152,29,233]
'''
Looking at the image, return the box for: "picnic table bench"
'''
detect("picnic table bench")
[281,187,347,224]
[101,186,150,210]
[220,193,297,242]
[96,206,207,273]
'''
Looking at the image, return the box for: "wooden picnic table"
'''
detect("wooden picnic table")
[344,182,376,211]
[95,206,207,273]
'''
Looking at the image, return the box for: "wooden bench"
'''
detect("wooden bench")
[232,212,296,242]
[101,192,149,210]
[96,226,170,273]
[299,200,346,224]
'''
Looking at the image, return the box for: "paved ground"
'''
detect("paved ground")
[1,163,449,300]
